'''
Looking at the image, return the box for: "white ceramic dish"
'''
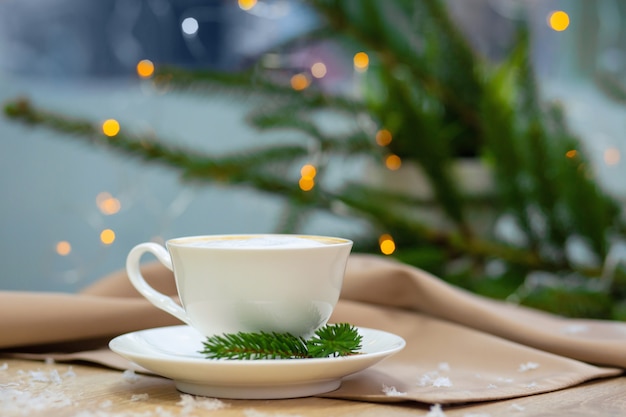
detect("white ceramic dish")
[109,325,405,399]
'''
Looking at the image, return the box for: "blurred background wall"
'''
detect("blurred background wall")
[1,0,625,292]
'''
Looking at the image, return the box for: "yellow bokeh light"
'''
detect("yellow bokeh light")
[100,229,116,245]
[379,234,396,255]
[290,73,310,91]
[56,241,72,256]
[375,129,393,146]
[385,154,402,170]
[136,59,155,78]
[548,11,570,32]
[353,52,369,72]
[604,148,621,166]
[96,191,121,215]
[299,177,315,191]
[102,119,120,137]
[311,62,327,78]
[100,198,121,215]
[238,0,257,10]
[96,191,112,205]
[300,164,317,179]
[565,149,578,159]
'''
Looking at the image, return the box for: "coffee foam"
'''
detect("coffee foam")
[179,236,332,249]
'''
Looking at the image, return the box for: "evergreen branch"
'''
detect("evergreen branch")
[307,0,483,132]
[3,97,306,183]
[511,25,571,250]
[479,47,543,252]
[200,331,309,360]
[335,185,602,277]
[333,130,379,154]
[306,323,363,358]
[420,0,479,73]
[3,97,606,278]
[247,105,379,155]
[247,108,326,141]
[545,105,620,258]
[369,62,470,233]
[199,323,361,360]
[156,66,368,115]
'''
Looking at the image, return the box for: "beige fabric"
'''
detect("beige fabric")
[1,255,624,404]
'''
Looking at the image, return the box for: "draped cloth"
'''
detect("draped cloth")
[1,255,624,404]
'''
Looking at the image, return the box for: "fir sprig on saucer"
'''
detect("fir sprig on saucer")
[200,323,362,360]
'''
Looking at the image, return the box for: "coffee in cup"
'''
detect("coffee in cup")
[126,234,353,338]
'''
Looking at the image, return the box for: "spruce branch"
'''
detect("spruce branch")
[336,183,603,277]
[199,323,362,360]
[306,322,364,358]
[155,66,368,116]
[2,97,607,278]
[246,106,378,155]
[200,331,309,360]
[308,0,482,132]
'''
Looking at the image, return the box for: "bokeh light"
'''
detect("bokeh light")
[136,59,155,78]
[385,154,402,170]
[300,164,317,179]
[376,129,393,146]
[290,73,310,91]
[299,177,315,191]
[238,0,257,11]
[181,17,199,35]
[311,62,327,78]
[102,119,120,137]
[565,149,578,159]
[604,148,621,166]
[100,229,116,245]
[379,234,396,255]
[548,11,570,31]
[96,192,121,215]
[55,241,72,256]
[353,52,369,72]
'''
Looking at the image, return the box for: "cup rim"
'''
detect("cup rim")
[165,234,353,249]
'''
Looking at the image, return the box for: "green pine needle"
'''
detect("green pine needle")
[307,323,364,358]
[199,323,362,360]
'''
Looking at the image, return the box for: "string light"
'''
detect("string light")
[181,17,199,36]
[548,11,570,31]
[299,177,315,191]
[300,164,317,179]
[96,192,121,215]
[353,52,369,72]
[379,234,396,255]
[238,0,257,10]
[299,163,316,191]
[136,59,154,78]
[102,119,120,137]
[311,62,327,78]
[375,129,393,146]
[291,73,310,90]
[385,154,402,170]
[55,241,72,256]
[604,148,621,166]
[100,229,116,245]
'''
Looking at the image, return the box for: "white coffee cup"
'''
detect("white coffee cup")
[126,234,353,338]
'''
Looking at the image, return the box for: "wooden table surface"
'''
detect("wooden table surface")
[1,358,625,416]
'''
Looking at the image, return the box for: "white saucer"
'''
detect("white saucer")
[109,325,405,399]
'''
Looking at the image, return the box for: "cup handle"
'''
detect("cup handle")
[126,242,191,325]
